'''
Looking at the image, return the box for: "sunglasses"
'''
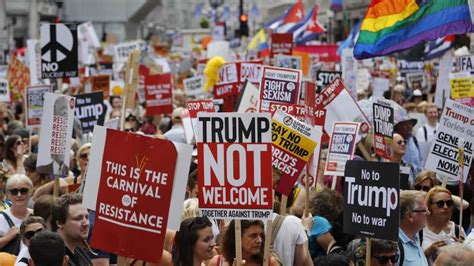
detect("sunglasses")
[9,188,29,196]
[24,228,43,240]
[80,153,89,160]
[15,140,24,145]
[432,199,454,208]
[414,185,431,192]
[373,254,399,264]
[124,128,135,132]
[396,140,406,145]
[412,209,429,214]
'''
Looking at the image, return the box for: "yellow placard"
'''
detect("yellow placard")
[272,119,317,161]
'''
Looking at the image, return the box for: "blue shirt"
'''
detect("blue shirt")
[308,216,332,259]
[397,229,428,266]
[402,137,423,177]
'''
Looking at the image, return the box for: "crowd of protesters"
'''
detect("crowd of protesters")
[0,37,473,266]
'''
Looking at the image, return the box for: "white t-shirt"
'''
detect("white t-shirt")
[422,221,466,251]
[464,231,474,251]
[270,213,308,266]
[415,123,437,164]
[0,208,27,252]
[15,246,30,265]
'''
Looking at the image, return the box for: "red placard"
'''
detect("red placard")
[269,102,305,121]
[259,66,302,112]
[271,33,293,58]
[91,129,177,263]
[144,73,173,115]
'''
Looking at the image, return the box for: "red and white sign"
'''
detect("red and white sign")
[25,85,52,128]
[269,102,305,121]
[315,78,370,140]
[144,73,173,115]
[236,81,260,113]
[259,66,301,112]
[83,126,192,264]
[271,33,293,58]
[197,113,273,220]
[186,100,215,142]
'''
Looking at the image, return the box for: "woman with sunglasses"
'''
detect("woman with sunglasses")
[172,216,215,266]
[422,186,466,262]
[0,174,33,255]
[2,135,26,175]
[15,216,47,265]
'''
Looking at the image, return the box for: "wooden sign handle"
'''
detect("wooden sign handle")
[366,237,372,266]
[235,220,242,266]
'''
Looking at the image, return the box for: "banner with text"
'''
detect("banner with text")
[373,99,394,160]
[145,73,173,115]
[74,92,106,133]
[325,122,359,176]
[26,85,52,128]
[259,66,301,112]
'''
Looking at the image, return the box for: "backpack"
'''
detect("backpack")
[0,212,21,256]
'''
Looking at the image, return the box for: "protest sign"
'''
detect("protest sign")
[341,49,358,99]
[40,23,78,79]
[269,103,305,121]
[197,113,273,220]
[25,85,52,128]
[274,55,302,70]
[425,100,473,185]
[187,100,215,142]
[0,78,10,102]
[123,50,140,111]
[449,72,474,107]
[7,56,30,96]
[398,60,424,76]
[36,93,75,176]
[272,110,321,196]
[83,126,192,264]
[325,122,359,176]
[240,61,262,86]
[104,118,119,130]
[259,66,301,112]
[86,75,110,99]
[316,70,342,92]
[435,55,453,108]
[236,80,260,113]
[458,55,474,74]
[78,21,100,65]
[372,78,390,98]
[271,33,293,58]
[214,62,240,112]
[315,78,371,140]
[373,99,394,160]
[114,40,147,64]
[343,160,400,241]
[406,71,427,90]
[74,92,106,133]
[144,73,173,115]
[183,76,204,97]
[26,39,41,86]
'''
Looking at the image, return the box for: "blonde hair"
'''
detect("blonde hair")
[181,198,199,220]
[426,186,452,204]
[6,174,33,190]
[76,143,92,161]
[414,170,439,188]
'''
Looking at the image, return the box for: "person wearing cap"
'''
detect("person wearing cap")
[394,109,423,178]
[163,107,186,143]
[410,89,424,105]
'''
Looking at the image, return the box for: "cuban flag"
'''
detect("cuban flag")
[337,21,361,55]
[423,35,455,60]
[288,4,326,44]
[267,1,305,33]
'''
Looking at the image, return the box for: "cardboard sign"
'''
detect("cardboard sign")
[458,55,474,74]
[398,60,424,76]
[373,100,394,160]
[214,62,239,112]
[271,33,293,58]
[114,40,147,64]
[343,160,400,241]
[269,103,305,122]
[274,55,302,70]
[86,75,110,99]
[236,80,260,113]
[197,113,273,220]
[25,85,52,128]
[26,39,41,86]
[40,23,78,79]
[425,100,473,185]
[240,62,262,86]
[316,70,342,92]
[74,92,107,133]
[435,55,453,108]
[84,126,190,264]
[315,78,371,140]
[7,56,30,96]
[36,93,75,176]
[183,76,204,97]
[259,66,301,112]
[78,21,101,65]
[0,78,10,102]
[406,72,427,90]
[325,122,359,176]
[144,73,173,115]
[272,110,321,196]
[341,49,358,99]
[124,50,141,109]
[449,72,474,107]
[187,100,215,142]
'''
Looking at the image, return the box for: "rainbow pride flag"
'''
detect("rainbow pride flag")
[354,0,473,59]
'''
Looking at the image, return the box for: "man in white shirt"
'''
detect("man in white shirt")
[415,103,438,164]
